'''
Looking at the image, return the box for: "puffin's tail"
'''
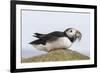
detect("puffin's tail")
[29,39,46,45]
[33,33,45,38]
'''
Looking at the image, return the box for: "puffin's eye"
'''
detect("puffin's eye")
[70,30,72,32]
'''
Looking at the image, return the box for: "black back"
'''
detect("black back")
[30,31,65,45]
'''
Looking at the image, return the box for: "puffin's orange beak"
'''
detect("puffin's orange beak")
[76,30,82,41]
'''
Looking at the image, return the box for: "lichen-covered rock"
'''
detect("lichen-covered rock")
[22,49,89,63]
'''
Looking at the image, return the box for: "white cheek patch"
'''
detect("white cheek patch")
[66,30,76,37]
[67,33,73,37]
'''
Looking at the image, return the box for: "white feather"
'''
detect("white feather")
[33,37,72,52]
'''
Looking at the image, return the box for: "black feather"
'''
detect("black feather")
[30,31,65,45]
[29,39,46,45]
[38,31,65,42]
[33,33,45,38]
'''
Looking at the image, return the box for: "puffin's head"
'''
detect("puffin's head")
[64,28,82,42]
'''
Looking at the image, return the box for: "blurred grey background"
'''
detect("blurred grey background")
[21,10,90,58]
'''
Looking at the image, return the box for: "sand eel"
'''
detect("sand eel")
[30,28,82,52]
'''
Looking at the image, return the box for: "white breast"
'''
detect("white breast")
[32,44,46,51]
[45,37,72,51]
[32,37,72,52]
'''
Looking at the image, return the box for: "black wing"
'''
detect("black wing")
[29,39,46,45]
[39,31,64,42]
[30,31,64,45]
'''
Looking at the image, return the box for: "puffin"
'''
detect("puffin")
[29,28,82,52]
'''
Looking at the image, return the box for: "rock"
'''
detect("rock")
[21,49,89,63]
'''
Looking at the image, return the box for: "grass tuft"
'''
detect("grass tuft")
[21,49,89,63]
